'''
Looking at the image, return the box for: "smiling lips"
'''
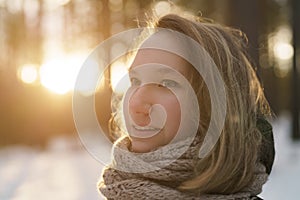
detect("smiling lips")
[133,124,161,131]
[130,124,162,138]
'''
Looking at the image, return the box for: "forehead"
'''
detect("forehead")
[130,48,190,75]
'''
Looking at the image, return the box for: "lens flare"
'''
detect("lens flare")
[19,64,38,84]
[39,53,86,95]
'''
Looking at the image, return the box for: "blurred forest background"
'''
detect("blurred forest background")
[0,0,299,147]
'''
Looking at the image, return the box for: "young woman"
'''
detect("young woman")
[98,13,275,200]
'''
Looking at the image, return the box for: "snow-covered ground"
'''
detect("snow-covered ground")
[0,113,299,200]
[0,138,103,200]
[260,113,300,200]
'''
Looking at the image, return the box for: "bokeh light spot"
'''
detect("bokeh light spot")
[19,64,38,84]
[274,42,294,60]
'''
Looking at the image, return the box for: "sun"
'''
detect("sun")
[39,54,87,95]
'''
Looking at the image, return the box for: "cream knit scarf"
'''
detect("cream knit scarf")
[98,136,268,200]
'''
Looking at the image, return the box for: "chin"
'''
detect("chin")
[130,139,156,153]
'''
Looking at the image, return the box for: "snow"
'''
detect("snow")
[0,113,299,199]
[260,113,300,200]
[0,139,104,200]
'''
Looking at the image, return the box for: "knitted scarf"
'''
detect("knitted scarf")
[98,136,268,200]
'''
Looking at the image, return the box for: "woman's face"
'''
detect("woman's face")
[123,48,193,153]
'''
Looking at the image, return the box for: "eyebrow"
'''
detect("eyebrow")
[158,67,181,74]
[129,67,183,75]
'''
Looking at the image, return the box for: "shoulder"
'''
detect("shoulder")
[256,116,275,175]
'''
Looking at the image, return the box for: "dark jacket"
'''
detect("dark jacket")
[257,116,275,175]
[249,116,275,200]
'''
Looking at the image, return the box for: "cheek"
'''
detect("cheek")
[163,96,181,129]
[122,90,134,127]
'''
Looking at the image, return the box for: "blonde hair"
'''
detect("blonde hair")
[108,12,272,195]
[148,14,271,194]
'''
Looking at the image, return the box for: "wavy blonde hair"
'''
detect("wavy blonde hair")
[109,12,271,195]
[146,14,271,194]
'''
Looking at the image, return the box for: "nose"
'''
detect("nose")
[129,84,157,126]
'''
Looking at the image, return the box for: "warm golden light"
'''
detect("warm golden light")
[109,0,123,12]
[268,26,294,78]
[39,54,86,95]
[274,42,294,60]
[19,64,38,84]
[43,0,71,10]
[154,1,171,17]
[75,58,101,96]
[110,61,130,94]
[6,0,23,13]
[269,26,293,61]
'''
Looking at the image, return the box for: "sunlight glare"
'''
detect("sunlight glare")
[75,58,101,96]
[43,0,70,10]
[0,0,5,8]
[268,26,294,78]
[272,26,293,61]
[6,0,23,13]
[24,0,40,26]
[39,54,85,95]
[274,42,294,60]
[19,64,38,84]
[154,1,171,17]
[110,61,130,94]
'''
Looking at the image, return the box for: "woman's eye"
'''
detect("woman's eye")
[130,77,141,86]
[160,79,179,88]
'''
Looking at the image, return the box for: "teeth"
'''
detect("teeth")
[133,125,159,131]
